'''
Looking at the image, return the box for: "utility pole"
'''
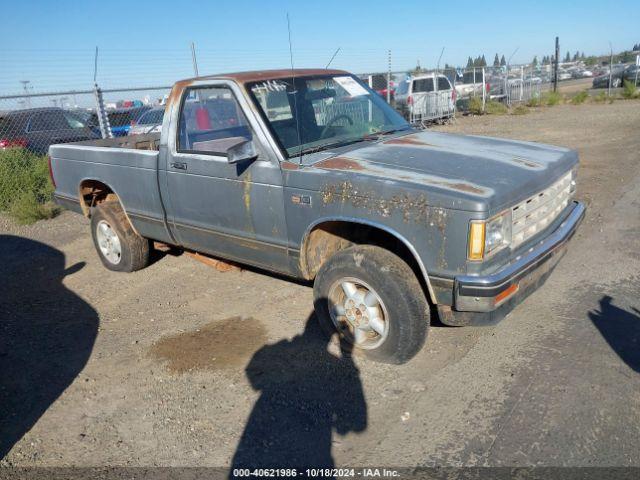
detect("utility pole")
[19,80,31,108]
[191,42,199,77]
[553,36,559,93]
[93,46,112,139]
[608,42,613,96]
[386,49,391,103]
[506,47,519,105]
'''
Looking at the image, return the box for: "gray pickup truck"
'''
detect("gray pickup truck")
[50,69,585,364]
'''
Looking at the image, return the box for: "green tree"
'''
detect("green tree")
[467,56,473,68]
[617,51,635,63]
[532,55,538,67]
[493,53,500,67]
[500,55,506,66]
[564,51,571,62]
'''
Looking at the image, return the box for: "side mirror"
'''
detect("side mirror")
[226,139,258,164]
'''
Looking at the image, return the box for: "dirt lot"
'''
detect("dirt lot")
[2,100,639,468]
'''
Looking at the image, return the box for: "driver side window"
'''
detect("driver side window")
[177,86,252,155]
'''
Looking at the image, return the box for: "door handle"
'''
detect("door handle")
[170,162,187,170]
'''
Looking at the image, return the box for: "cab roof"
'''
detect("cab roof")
[178,68,348,85]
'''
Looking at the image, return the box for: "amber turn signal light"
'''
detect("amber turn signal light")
[468,221,485,261]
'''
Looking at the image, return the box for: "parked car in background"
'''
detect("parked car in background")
[128,107,165,136]
[623,65,639,84]
[362,73,395,101]
[558,71,572,81]
[592,65,628,88]
[0,107,99,154]
[395,73,456,122]
[451,70,488,98]
[89,106,151,137]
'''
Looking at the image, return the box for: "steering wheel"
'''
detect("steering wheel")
[320,114,354,139]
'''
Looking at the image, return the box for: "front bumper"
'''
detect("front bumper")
[454,201,585,315]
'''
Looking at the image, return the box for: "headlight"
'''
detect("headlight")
[570,166,578,194]
[468,211,512,261]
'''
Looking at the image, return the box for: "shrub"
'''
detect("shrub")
[593,91,607,103]
[0,148,59,224]
[622,80,639,99]
[511,105,529,115]
[485,100,508,115]
[526,96,541,107]
[543,91,562,106]
[571,91,589,105]
[467,96,484,115]
[9,191,59,224]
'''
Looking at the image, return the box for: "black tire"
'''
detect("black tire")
[313,245,430,364]
[90,201,150,272]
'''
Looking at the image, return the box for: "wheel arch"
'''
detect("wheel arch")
[299,217,437,304]
[77,178,140,236]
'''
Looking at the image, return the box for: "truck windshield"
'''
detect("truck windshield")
[249,74,410,157]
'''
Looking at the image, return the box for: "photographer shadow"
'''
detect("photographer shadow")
[589,295,640,373]
[0,235,99,459]
[231,313,367,471]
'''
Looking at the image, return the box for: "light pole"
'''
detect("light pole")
[19,80,32,108]
[608,42,613,97]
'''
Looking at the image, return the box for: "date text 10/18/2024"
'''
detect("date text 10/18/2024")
[232,468,401,478]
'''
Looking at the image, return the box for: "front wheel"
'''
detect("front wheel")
[90,201,150,272]
[313,246,430,364]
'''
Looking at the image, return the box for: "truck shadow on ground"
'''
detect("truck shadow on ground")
[0,235,99,460]
[589,295,640,373]
[230,313,367,471]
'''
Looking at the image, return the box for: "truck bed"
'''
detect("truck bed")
[72,132,161,151]
[49,132,170,244]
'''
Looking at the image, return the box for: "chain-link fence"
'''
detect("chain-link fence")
[0,86,171,155]
[1,62,631,157]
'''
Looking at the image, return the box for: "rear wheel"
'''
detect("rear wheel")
[313,245,430,364]
[90,201,150,272]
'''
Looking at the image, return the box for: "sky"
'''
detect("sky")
[0,0,638,96]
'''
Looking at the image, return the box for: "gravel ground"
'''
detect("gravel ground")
[1,100,639,468]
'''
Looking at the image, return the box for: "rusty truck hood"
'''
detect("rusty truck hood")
[311,130,578,213]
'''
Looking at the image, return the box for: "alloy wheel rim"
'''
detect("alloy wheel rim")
[328,277,389,349]
[96,220,122,265]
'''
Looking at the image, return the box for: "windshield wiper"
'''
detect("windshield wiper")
[297,127,411,156]
[299,137,373,155]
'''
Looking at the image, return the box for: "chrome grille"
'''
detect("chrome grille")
[511,171,573,248]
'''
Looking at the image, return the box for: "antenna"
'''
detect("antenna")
[287,13,303,164]
[325,47,341,69]
[191,42,199,77]
[436,47,445,73]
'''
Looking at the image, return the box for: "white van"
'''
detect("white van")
[395,73,456,123]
